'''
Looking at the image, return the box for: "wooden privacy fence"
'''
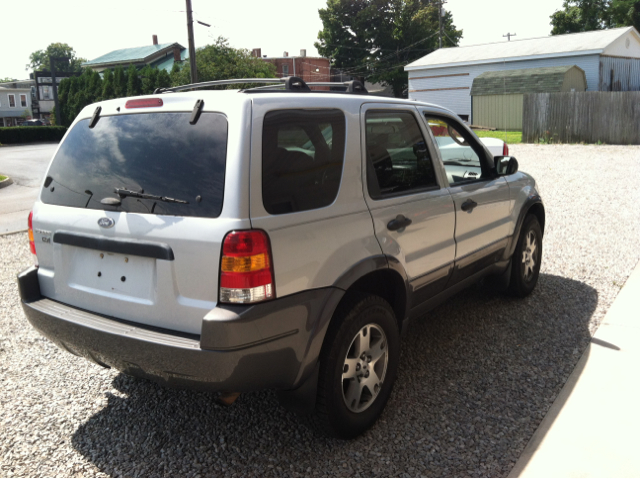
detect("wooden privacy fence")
[522,91,640,144]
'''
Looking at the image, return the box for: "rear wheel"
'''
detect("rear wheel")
[509,214,543,297]
[312,293,400,438]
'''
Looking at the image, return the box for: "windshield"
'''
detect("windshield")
[41,112,228,218]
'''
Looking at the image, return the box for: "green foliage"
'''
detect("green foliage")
[101,69,115,99]
[126,64,142,97]
[156,69,172,90]
[88,70,103,100]
[56,65,175,126]
[0,77,17,83]
[113,66,127,97]
[550,0,640,34]
[140,65,159,94]
[315,0,462,97]
[27,43,86,72]
[0,126,67,144]
[169,37,277,87]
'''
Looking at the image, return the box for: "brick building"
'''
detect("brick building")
[252,49,331,86]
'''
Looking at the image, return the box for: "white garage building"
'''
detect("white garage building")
[404,26,640,122]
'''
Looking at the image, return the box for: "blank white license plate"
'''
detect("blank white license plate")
[66,247,156,301]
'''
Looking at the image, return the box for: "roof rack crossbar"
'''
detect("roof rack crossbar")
[156,78,285,93]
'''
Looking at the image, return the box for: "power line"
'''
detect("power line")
[335,31,439,76]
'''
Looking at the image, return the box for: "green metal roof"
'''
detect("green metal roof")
[83,43,184,66]
[470,65,583,96]
[151,49,188,72]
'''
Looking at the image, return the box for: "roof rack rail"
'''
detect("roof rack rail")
[154,78,283,94]
[155,77,369,95]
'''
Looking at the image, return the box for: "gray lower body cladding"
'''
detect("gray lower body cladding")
[18,266,344,392]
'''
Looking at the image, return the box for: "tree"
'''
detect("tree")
[102,69,115,99]
[169,37,277,87]
[88,70,103,101]
[609,0,640,30]
[550,0,640,34]
[126,64,141,97]
[0,77,17,83]
[156,69,172,90]
[113,66,127,97]
[315,0,462,97]
[27,43,86,72]
[140,65,159,94]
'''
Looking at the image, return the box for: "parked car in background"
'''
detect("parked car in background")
[21,119,44,126]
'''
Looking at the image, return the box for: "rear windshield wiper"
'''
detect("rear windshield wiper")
[114,187,189,204]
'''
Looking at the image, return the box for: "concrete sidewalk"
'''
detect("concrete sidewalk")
[510,260,640,477]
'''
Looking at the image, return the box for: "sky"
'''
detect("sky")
[2,0,565,80]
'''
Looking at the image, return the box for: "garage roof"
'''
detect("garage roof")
[406,27,637,71]
[470,65,584,95]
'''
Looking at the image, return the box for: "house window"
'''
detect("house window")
[282,64,289,76]
[20,94,27,108]
[8,94,16,108]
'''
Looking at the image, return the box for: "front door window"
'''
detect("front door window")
[425,116,489,185]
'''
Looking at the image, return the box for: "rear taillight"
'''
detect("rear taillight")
[503,142,509,156]
[220,230,275,304]
[27,211,36,255]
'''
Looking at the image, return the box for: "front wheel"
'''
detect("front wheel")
[509,214,543,297]
[312,294,400,438]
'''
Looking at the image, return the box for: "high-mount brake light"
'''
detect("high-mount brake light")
[28,211,36,256]
[125,98,164,109]
[220,230,275,304]
[503,142,509,157]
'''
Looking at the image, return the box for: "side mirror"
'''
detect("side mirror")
[495,156,518,176]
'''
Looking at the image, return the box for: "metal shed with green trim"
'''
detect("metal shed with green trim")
[470,65,587,130]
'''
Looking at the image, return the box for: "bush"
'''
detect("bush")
[0,126,67,144]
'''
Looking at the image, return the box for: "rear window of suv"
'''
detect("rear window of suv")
[262,109,346,215]
[41,112,228,218]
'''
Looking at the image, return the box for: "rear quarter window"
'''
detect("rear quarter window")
[262,109,346,215]
[41,112,228,218]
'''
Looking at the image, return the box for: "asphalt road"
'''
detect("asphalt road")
[0,143,57,234]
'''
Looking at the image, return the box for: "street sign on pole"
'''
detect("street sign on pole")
[49,56,69,126]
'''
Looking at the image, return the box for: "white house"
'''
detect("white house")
[404,26,640,121]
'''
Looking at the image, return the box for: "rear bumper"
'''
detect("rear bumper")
[18,266,343,392]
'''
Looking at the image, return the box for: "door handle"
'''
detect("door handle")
[387,214,412,231]
[461,199,478,212]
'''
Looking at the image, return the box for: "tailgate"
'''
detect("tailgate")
[31,109,246,335]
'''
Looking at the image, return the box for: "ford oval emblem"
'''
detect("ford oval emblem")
[98,217,115,229]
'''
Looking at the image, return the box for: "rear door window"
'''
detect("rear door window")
[262,109,345,215]
[41,113,228,218]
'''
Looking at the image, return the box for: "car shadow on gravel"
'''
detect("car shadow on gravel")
[71,273,596,478]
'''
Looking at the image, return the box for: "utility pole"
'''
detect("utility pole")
[437,0,447,49]
[185,0,198,83]
[503,32,516,41]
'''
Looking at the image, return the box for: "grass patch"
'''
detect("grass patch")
[474,130,522,144]
[0,175,7,182]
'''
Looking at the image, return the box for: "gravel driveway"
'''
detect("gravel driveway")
[2,144,639,477]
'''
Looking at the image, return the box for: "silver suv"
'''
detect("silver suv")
[18,77,544,438]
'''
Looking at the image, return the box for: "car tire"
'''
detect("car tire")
[509,214,543,297]
[311,293,400,438]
